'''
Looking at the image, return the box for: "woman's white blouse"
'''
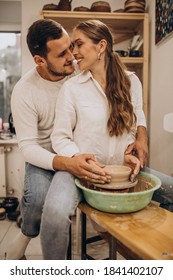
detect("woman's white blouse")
[51,70,146,165]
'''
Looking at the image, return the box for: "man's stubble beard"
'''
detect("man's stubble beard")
[47,61,74,77]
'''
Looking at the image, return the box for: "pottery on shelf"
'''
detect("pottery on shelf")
[57,0,72,11]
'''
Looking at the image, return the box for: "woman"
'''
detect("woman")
[51,20,145,177]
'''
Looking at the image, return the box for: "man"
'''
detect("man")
[7,19,148,260]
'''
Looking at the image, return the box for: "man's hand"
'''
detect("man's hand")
[125,126,148,168]
[54,154,111,184]
[124,154,141,182]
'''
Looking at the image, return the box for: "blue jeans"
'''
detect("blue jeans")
[40,171,82,260]
[20,163,55,237]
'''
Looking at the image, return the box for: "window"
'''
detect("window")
[0,32,21,122]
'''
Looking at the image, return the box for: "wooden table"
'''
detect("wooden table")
[78,202,173,260]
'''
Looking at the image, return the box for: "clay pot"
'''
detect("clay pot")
[58,0,72,11]
[104,165,132,183]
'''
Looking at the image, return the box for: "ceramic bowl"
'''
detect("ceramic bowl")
[42,4,59,10]
[104,165,132,183]
[115,50,129,57]
[75,171,161,213]
[90,1,111,12]
[73,6,90,11]
[129,50,142,57]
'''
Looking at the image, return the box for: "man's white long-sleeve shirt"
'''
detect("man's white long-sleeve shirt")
[51,70,146,165]
[11,68,73,170]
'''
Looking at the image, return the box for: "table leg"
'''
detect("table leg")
[108,234,117,260]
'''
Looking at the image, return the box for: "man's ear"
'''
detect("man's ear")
[34,55,45,66]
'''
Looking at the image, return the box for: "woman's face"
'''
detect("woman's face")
[72,29,100,72]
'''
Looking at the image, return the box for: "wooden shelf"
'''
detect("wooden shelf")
[40,11,147,33]
[121,57,144,64]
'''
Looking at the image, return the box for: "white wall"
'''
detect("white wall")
[0,0,21,31]
[147,1,173,175]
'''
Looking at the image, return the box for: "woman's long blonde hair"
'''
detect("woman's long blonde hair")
[74,20,136,137]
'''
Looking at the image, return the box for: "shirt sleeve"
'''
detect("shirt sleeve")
[129,73,147,128]
[11,84,55,170]
[51,82,80,157]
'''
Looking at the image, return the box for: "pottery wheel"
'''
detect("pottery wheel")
[93,179,138,190]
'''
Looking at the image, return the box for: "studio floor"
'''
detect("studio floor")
[0,213,124,260]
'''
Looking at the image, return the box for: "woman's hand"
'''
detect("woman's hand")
[124,154,141,182]
[125,140,148,168]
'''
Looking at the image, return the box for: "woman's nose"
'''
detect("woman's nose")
[72,45,78,56]
[67,49,75,61]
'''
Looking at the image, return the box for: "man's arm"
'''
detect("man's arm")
[125,125,148,168]
[52,154,111,183]
[126,73,148,168]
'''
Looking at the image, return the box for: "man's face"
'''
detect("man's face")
[41,31,75,81]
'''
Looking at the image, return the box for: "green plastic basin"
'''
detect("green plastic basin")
[75,171,161,213]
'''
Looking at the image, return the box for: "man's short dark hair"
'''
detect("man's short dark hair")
[27,19,64,57]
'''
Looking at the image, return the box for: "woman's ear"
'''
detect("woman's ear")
[34,55,45,66]
[99,39,107,54]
